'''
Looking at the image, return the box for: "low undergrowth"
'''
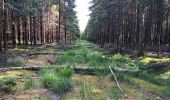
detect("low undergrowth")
[0,77,16,93]
[55,47,113,68]
[55,46,141,71]
[110,87,124,100]
[115,72,170,99]
[10,59,26,67]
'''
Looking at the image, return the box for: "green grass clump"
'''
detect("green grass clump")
[39,67,56,76]
[57,68,74,78]
[24,79,35,90]
[0,77,16,93]
[52,78,73,95]
[42,72,57,88]
[40,68,74,95]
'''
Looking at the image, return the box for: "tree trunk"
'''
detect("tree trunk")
[11,12,16,48]
[3,0,7,50]
[58,0,61,44]
[33,16,37,45]
[64,0,67,43]
[0,0,3,51]
[17,17,21,45]
[30,17,33,46]
[137,9,145,56]
[24,17,28,45]
[40,13,44,45]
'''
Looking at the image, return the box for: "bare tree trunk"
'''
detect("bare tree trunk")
[3,0,7,50]
[11,12,16,48]
[30,17,33,46]
[17,17,21,45]
[64,0,67,43]
[40,13,44,45]
[58,0,61,44]
[0,0,3,51]
[33,16,37,45]
[25,17,28,45]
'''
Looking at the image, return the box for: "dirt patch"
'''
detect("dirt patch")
[3,88,58,100]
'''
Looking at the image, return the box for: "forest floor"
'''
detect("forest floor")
[0,40,170,100]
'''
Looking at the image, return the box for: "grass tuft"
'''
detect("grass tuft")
[57,68,74,78]
[24,79,35,90]
[42,72,57,88]
[40,68,74,95]
[52,78,73,95]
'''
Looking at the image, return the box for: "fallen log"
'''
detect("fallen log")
[29,53,82,56]
[16,77,40,79]
[57,45,80,50]
[29,53,65,56]
[0,66,139,74]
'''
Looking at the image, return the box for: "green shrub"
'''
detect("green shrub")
[0,77,16,93]
[24,79,35,90]
[42,72,57,88]
[57,68,74,78]
[52,78,72,95]
[41,68,73,95]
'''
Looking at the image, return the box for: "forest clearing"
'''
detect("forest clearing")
[0,40,170,100]
[0,0,170,100]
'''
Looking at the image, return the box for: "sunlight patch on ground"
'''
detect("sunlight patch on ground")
[139,57,170,65]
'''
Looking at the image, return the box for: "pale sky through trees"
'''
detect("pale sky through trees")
[75,0,91,31]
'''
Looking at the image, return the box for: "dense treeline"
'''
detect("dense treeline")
[0,0,80,51]
[84,0,170,56]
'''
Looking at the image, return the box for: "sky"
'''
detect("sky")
[75,0,91,31]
